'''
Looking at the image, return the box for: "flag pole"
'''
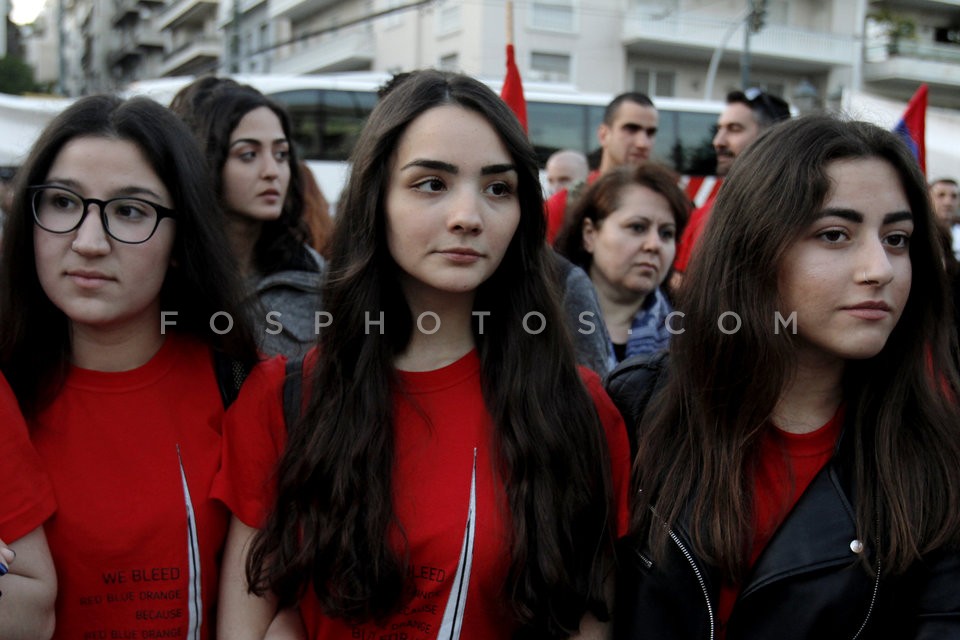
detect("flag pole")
[500,0,527,133]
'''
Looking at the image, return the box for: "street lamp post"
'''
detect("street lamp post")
[704,1,766,100]
[741,0,767,89]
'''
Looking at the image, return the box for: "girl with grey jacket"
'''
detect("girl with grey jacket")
[172,78,325,357]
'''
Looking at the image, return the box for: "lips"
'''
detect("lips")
[437,247,484,264]
[259,189,281,198]
[67,268,112,280]
[66,268,114,288]
[842,300,892,321]
[843,301,892,312]
[439,247,482,257]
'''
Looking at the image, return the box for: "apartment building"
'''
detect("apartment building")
[17,0,960,113]
[863,0,960,108]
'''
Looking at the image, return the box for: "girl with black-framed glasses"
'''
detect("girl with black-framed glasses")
[0,94,263,639]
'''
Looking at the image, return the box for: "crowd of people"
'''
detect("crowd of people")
[0,67,957,640]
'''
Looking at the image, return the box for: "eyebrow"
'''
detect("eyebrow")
[400,159,517,176]
[45,178,166,202]
[817,207,913,225]
[229,137,289,148]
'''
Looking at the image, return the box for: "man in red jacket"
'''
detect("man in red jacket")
[544,92,658,244]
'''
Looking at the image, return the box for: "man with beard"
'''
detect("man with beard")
[672,89,790,288]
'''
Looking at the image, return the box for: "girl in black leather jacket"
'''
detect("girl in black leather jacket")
[607,115,960,639]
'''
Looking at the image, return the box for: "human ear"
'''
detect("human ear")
[597,123,610,149]
[582,218,598,254]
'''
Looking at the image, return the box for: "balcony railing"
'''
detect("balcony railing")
[271,22,373,74]
[866,37,960,65]
[623,9,858,68]
[158,35,220,75]
[157,0,217,32]
[268,0,340,22]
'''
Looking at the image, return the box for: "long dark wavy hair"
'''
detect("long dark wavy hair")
[247,70,617,637]
[632,114,960,581]
[170,77,315,274]
[0,95,259,417]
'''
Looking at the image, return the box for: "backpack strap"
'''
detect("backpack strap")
[213,350,254,409]
[282,356,305,429]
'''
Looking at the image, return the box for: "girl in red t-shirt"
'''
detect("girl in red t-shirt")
[216,70,631,639]
[0,95,262,639]
[0,370,57,636]
[608,115,960,638]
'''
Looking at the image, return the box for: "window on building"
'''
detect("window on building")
[766,0,787,26]
[529,51,570,82]
[259,23,270,52]
[383,0,403,29]
[633,68,675,97]
[439,53,459,71]
[530,0,575,32]
[436,2,461,35]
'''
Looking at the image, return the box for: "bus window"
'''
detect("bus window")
[526,101,591,166]
[654,110,717,176]
[270,88,376,162]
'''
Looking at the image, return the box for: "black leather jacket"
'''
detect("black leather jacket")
[605,354,960,640]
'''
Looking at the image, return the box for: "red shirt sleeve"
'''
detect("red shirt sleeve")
[0,375,56,542]
[211,355,289,528]
[579,367,632,538]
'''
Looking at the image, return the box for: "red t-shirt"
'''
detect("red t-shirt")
[0,373,56,543]
[213,349,630,639]
[716,406,844,636]
[31,334,230,640]
[544,170,600,245]
[673,190,718,274]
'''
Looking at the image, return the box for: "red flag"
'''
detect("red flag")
[501,43,527,134]
[893,84,927,174]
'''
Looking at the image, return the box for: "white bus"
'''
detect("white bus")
[126,72,726,208]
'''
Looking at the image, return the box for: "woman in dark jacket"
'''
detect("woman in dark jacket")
[606,114,960,639]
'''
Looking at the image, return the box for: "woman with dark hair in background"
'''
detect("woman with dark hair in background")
[607,114,960,638]
[172,78,325,357]
[0,95,261,638]
[557,163,689,365]
[213,69,630,639]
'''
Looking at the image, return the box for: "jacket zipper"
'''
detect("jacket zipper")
[851,528,881,640]
[667,528,715,640]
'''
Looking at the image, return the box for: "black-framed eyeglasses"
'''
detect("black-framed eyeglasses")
[743,87,790,124]
[29,185,177,244]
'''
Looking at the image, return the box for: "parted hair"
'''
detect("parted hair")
[170,77,315,274]
[632,113,960,581]
[247,69,618,637]
[0,95,258,416]
[555,163,690,270]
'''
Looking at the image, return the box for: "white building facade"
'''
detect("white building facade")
[16,0,960,113]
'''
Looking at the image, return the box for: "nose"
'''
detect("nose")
[640,228,663,253]
[261,154,280,179]
[634,131,653,151]
[858,238,895,286]
[70,204,111,255]
[713,129,726,149]
[447,187,483,235]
